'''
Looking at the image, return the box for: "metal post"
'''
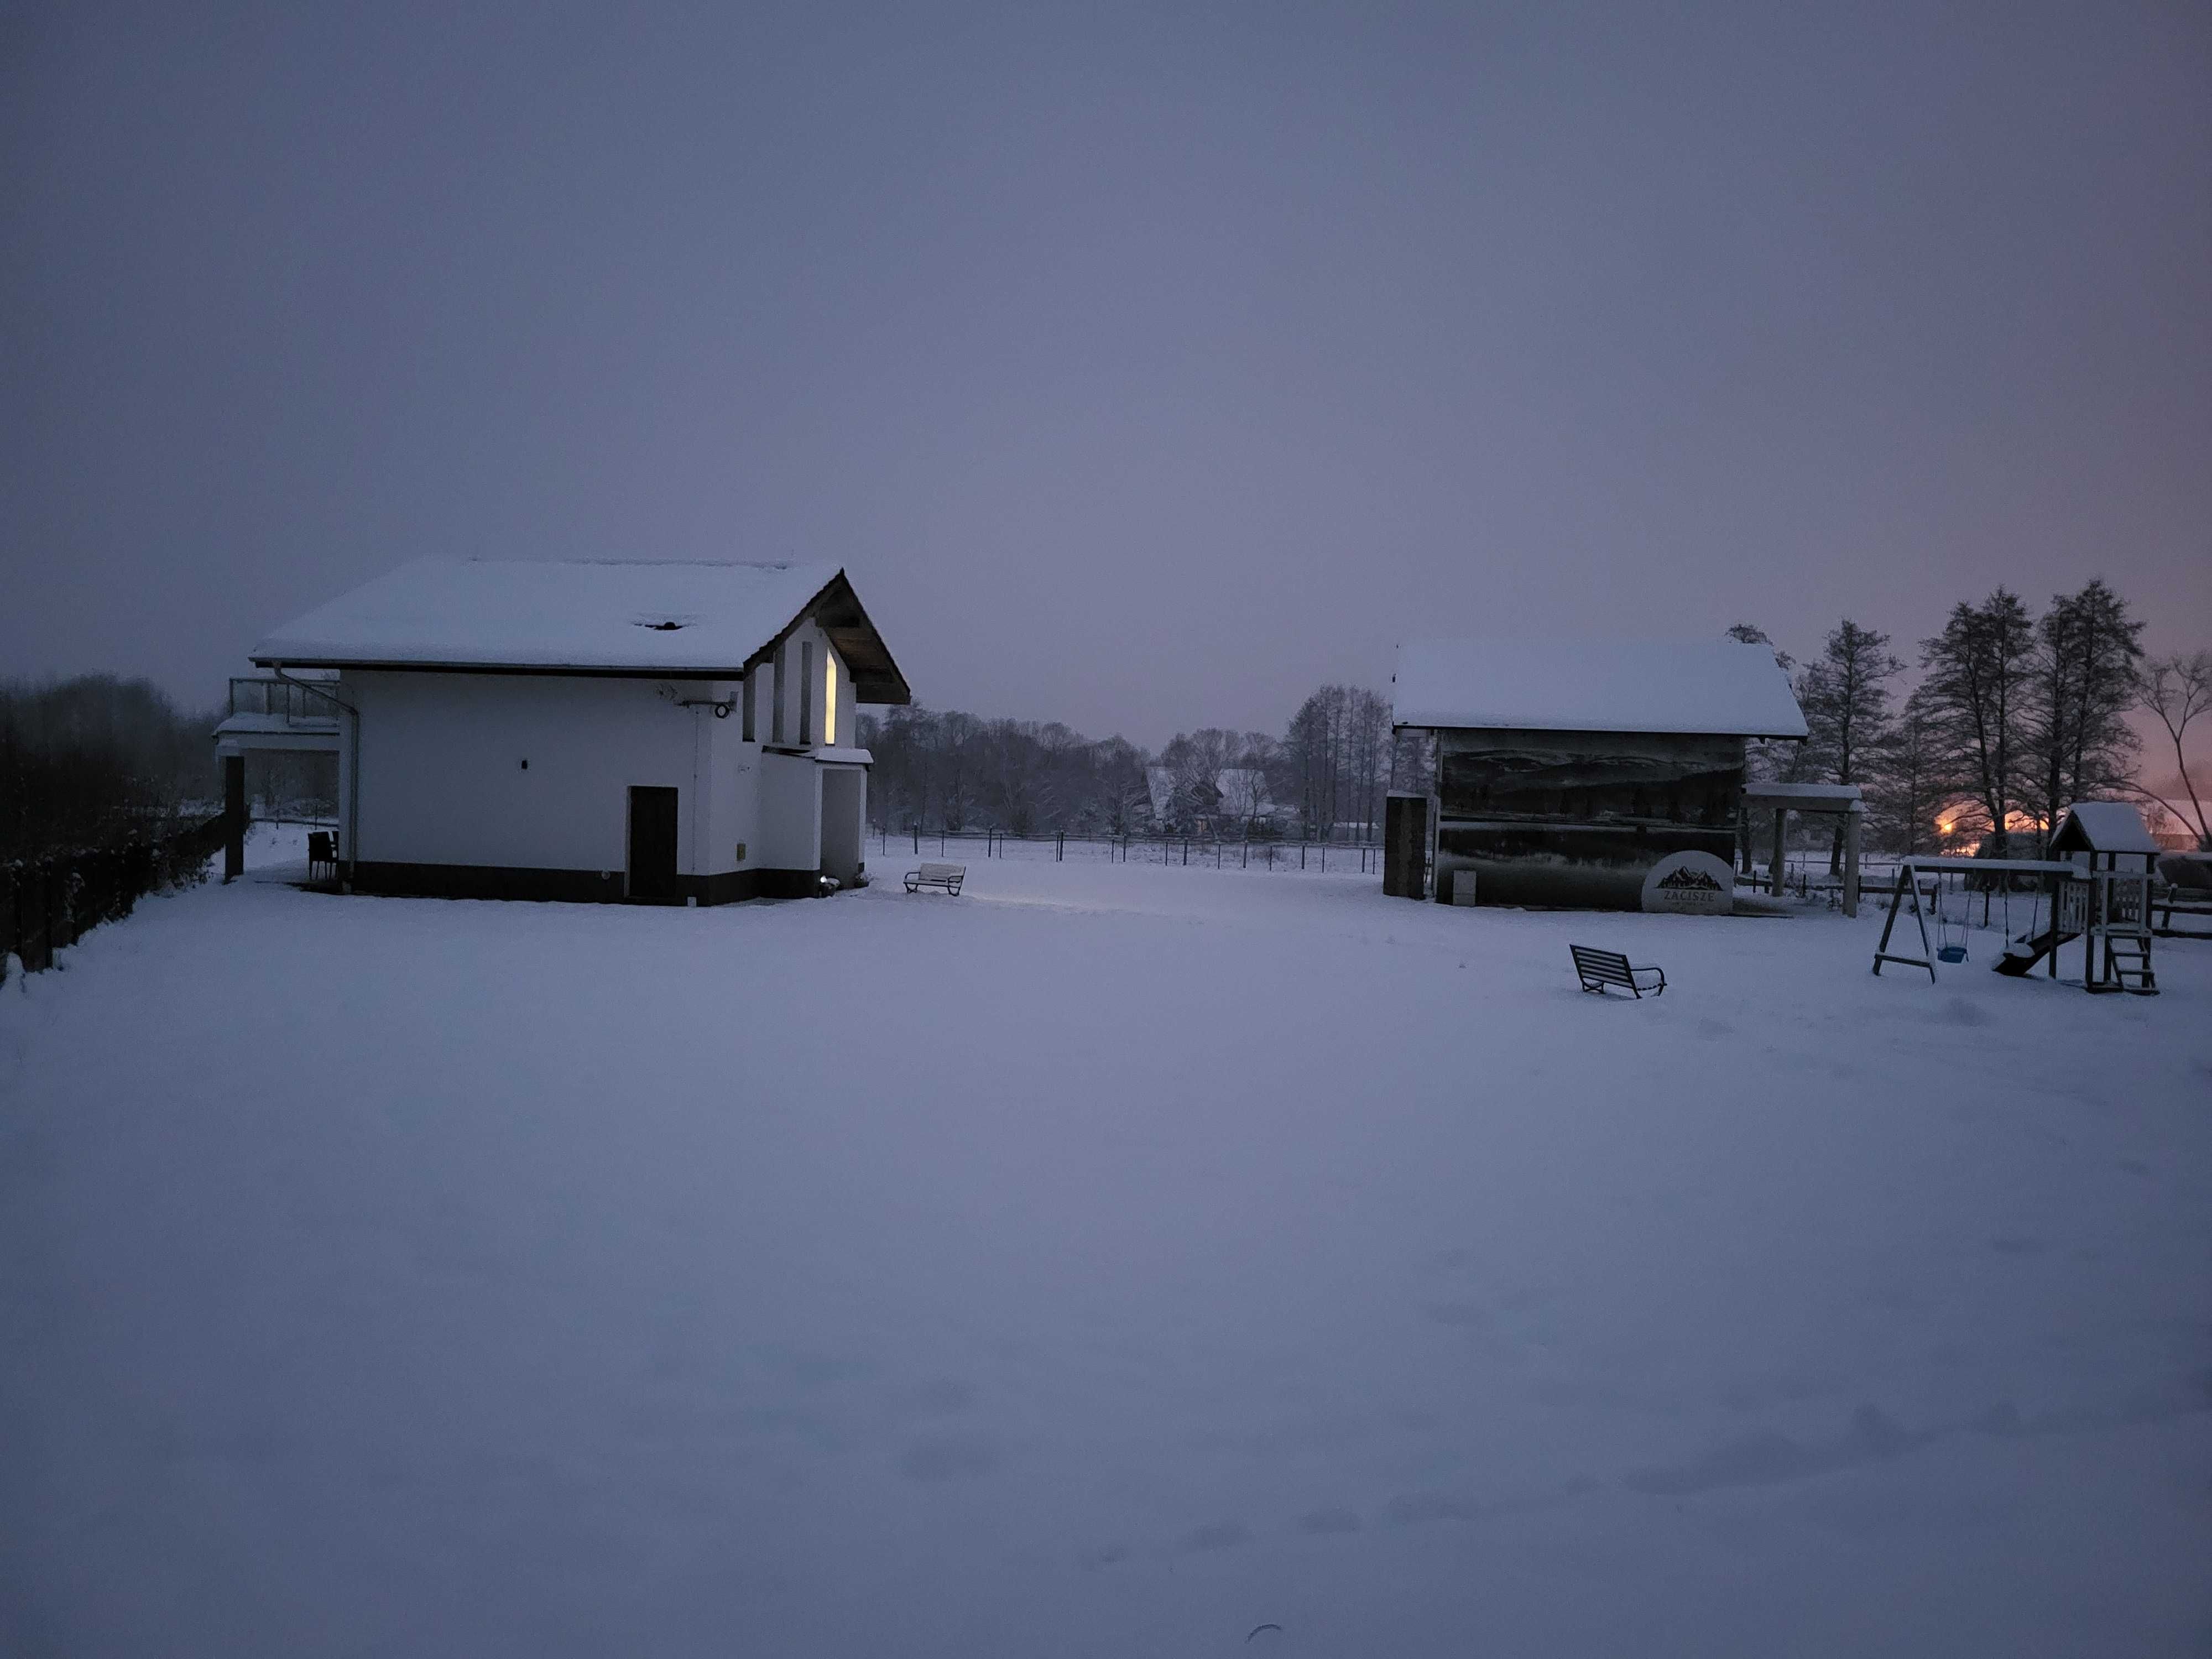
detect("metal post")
[1843,806,1862,919]
[223,753,246,883]
[2049,872,2059,979]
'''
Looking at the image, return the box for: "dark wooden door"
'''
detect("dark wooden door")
[627,786,680,901]
[1384,792,1430,900]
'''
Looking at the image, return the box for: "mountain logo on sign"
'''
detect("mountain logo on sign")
[1656,864,1724,892]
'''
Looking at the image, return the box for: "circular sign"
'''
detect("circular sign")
[1641,850,1736,915]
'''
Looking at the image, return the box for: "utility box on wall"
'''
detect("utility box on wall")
[1384,791,1430,900]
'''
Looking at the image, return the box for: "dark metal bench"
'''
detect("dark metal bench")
[1571,943,1665,998]
[905,862,966,895]
[307,830,339,883]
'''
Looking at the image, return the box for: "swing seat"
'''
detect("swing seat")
[1936,944,1969,963]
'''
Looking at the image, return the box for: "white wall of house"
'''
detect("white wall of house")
[701,689,760,873]
[335,646,865,886]
[820,766,866,883]
[757,750,821,869]
[347,670,753,875]
[756,622,854,751]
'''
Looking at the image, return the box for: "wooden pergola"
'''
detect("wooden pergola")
[1743,782,1864,915]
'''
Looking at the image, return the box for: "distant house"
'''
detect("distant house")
[1389,638,1807,910]
[1144,765,1279,833]
[214,560,909,902]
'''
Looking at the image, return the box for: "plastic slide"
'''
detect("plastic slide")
[1992,927,2077,977]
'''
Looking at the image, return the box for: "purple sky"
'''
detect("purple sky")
[4,3,2207,770]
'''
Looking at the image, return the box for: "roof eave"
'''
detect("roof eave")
[1392,718,1808,741]
[252,654,752,679]
[773,568,913,706]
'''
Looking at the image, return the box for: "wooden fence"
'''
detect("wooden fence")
[1,813,228,982]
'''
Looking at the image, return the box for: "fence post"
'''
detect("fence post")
[221,753,246,882]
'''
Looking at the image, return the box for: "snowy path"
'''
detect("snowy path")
[4,840,2209,1656]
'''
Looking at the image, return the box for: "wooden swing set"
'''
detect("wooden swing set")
[1870,855,2157,994]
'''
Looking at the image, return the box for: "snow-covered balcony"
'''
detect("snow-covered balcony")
[213,676,343,755]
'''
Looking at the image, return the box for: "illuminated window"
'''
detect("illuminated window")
[823,650,838,747]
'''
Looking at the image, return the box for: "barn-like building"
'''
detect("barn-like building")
[214,559,908,903]
[1387,638,1807,911]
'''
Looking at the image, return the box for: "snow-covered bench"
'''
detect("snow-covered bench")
[905,862,966,895]
[1571,944,1665,998]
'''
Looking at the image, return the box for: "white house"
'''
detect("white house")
[214,560,909,902]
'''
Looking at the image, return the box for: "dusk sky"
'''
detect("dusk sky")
[5,2,2207,755]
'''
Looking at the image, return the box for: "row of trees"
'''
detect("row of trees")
[857,682,1398,842]
[1734,581,2209,861]
[0,676,220,863]
[856,708,1153,838]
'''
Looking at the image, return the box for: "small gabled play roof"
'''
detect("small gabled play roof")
[251,560,911,703]
[2049,801,2159,856]
[1392,638,1808,739]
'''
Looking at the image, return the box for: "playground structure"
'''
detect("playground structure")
[1871,802,2161,995]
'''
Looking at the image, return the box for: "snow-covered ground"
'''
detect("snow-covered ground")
[4,828,2208,1656]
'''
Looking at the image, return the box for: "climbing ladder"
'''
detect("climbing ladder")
[2100,934,2156,994]
[2087,869,2158,996]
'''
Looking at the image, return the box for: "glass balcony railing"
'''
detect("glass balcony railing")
[228,677,342,726]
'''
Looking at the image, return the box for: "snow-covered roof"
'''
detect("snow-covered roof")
[1392,638,1807,739]
[1744,782,1863,810]
[2051,801,2160,855]
[1144,765,1277,822]
[251,559,910,701]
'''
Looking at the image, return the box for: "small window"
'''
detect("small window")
[823,650,838,747]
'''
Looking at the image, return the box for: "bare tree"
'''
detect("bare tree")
[2134,651,2212,849]
[1917,589,2037,841]
[1227,733,1279,834]
[1863,684,1948,855]
[2025,578,2143,833]
[1795,619,1903,869]
[1095,737,1152,834]
[1282,686,1345,838]
[1344,687,1391,838]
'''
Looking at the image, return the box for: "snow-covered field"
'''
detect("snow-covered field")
[4,828,2208,1656]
